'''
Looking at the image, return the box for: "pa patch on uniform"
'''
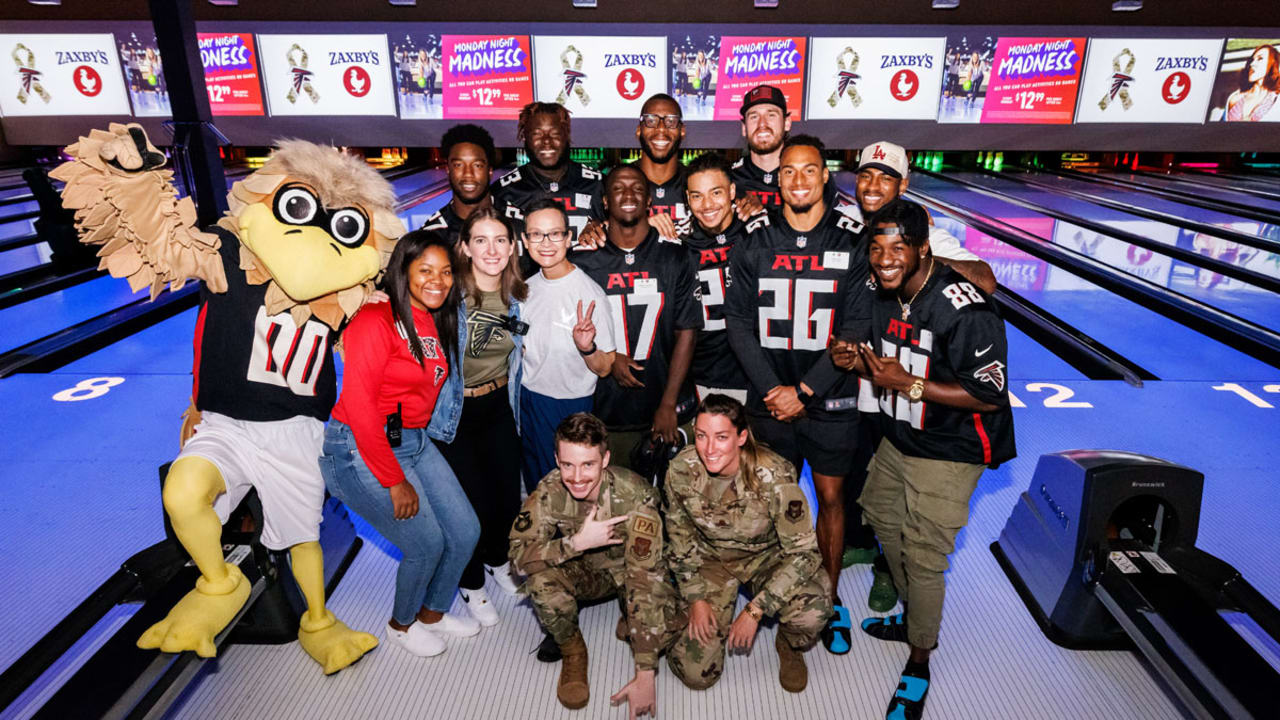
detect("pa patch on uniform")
[627,513,661,566]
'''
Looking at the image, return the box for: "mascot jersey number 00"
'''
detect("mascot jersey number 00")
[52,123,406,674]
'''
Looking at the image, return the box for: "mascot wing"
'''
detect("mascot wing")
[51,123,227,299]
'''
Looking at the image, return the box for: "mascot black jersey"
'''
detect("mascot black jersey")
[491,161,603,244]
[724,208,871,420]
[858,264,1016,465]
[679,214,751,391]
[192,228,338,423]
[572,229,700,430]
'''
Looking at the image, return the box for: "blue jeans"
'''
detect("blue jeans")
[319,420,480,626]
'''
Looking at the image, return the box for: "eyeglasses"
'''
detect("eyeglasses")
[527,229,570,245]
[640,114,682,129]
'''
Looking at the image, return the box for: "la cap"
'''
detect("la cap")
[858,141,909,180]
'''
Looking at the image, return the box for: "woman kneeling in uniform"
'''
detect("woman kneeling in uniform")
[664,394,832,693]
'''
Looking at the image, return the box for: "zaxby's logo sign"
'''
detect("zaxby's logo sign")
[258,34,396,116]
[532,36,666,118]
[1075,38,1222,124]
[805,38,944,120]
[0,34,130,116]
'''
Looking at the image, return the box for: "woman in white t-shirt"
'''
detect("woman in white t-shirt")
[518,197,617,489]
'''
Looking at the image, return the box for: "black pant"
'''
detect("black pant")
[843,418,882,549]
[435,389,522,591]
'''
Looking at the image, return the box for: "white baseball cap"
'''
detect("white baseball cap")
[858,141,909,179]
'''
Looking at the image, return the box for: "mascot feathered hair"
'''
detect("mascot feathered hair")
[52,123,401,673]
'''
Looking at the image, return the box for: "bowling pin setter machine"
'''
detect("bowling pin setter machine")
[0,464,363,720]
[993,450,1280,720]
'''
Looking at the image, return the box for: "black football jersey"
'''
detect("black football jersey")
[418,200,465,246]
[645,168,688,223]
[491,160,604,245]
[857,264,1016,465]
[723,208,871,420]
[679,214,751,391]
[572,228,701,430]
[193,227,339,423]
[730,155,857,214]
[731,156,784,210]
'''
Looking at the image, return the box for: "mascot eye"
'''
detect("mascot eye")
[276,187,318,224]
[330,208,369,247]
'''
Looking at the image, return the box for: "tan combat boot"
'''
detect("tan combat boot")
[775,633,808,693]
[557,631,590,709]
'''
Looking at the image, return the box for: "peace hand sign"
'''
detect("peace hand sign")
[573,299,597,353]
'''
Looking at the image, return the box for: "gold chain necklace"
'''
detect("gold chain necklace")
[897,258,934,321]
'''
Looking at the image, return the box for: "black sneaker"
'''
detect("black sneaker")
[820,603,852,655]
[535,631,561,662]
[861,612,909,644]
[885,663,930,720]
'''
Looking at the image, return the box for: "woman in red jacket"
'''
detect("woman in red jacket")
[320,230,481,658]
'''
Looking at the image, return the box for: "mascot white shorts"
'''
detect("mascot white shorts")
[177,411,326,550]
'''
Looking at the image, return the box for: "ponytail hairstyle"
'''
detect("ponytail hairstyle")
[696,393,762,493]
[383,229,459,366]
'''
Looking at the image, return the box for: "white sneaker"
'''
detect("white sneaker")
[486,562,521,595]
[427,610,481,637]
[386,622,446,657]
[461,587,500,627]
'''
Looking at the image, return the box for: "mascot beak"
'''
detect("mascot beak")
[237,199,381,303]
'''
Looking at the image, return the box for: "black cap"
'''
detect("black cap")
[740,84,787,117]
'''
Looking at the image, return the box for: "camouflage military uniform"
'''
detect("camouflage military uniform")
[664,445,832,689]
[509,465,682,670]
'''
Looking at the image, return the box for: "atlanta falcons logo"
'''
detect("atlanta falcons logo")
[467,310,510,358]
[973,360,1006,392]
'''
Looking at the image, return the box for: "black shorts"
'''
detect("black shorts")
[750,413,861,477]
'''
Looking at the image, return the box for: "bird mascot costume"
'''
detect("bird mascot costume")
[51,123,403,673]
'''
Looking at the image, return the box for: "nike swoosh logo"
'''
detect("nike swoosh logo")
[975,345,993,357]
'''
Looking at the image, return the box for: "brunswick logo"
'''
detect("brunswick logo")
[557,45,590,107]
[286,43,320,104]
[890,69,918,101]
[827,47,861,108]
[12,44,51,104]
[1099,48,1135,112]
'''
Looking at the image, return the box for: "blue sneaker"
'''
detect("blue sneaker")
[861,612,909,644]
[885,666,930,720]
[821,603,852,655]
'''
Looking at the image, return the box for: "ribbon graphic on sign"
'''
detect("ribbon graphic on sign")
[286,44,320,104]
[1099,48,1135,111]
[556,45,590,107]
[827,47,861,108]
[12,44,51,105]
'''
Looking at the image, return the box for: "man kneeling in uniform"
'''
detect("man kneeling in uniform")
[510,413,682,716]
[665,394,832,692]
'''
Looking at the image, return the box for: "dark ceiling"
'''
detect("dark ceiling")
[2,0,1275,26]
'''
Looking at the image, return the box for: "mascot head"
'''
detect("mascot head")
[221,140,405,329]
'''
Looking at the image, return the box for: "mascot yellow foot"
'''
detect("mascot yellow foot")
[298,609,378,675]
[137,563,250,657]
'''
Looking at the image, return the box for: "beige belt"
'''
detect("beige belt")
[462,376,508,398]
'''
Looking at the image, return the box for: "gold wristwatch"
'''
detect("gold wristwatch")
[907,377,925,402]
[745,602,764,622]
